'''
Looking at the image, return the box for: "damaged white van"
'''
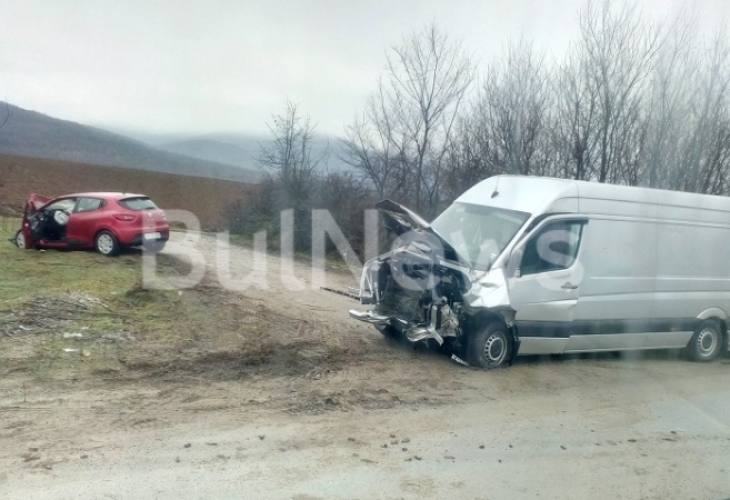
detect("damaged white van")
[349,175,730,368]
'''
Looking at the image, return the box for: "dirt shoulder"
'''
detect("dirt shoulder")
[1,229,729,499]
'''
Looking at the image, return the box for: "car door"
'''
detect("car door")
[506,217,587,355]
[35,197,78,244]
[66,197,106,246]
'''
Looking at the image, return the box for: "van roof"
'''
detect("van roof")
[457,175,730,217]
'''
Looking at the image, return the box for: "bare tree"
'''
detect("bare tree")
[340,80,402,199]
[673,29,730,194]
[641,14,697,188]
[553,0,660,184]
[550,47,597,180]
[442,111,493,200]
[478,39,552,177]
[341,0,730,208]
[387,23,474,213]
[258,101,323,189]
[257,101,325,248]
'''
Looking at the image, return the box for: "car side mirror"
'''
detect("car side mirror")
[507,248,523,278]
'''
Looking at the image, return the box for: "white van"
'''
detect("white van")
[349,175,730,368]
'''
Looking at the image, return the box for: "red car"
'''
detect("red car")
[13,192,170,256]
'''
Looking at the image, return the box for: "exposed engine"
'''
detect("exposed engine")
[351,239,470,347]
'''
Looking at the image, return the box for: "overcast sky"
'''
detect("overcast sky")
[1,0,728,138]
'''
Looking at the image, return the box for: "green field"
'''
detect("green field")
[0,218,266,381]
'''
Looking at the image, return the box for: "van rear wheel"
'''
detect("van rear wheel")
[686,319,724,362]
[467,322,512,369]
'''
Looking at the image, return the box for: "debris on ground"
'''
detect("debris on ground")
[450,354,470,367]
[1,292,108,337]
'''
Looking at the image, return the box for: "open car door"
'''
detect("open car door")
[20,193,53,248]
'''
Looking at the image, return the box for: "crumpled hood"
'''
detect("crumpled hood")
[376,199,472,271]
[376,199,431,234]
[27,193,52,211]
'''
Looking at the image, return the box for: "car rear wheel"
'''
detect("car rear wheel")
[14,230,27,250]
[686,319,724,362]
[467,322,512,369]
[95,231,120,257]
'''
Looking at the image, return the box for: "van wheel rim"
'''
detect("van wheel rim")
[16,233,25,249]
[97,234,114,254]
[697,328,718,357]
[484,333,506,365]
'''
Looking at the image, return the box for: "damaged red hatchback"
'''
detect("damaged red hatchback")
[12,192,170,256]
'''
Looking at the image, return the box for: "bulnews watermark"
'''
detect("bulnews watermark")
[140,209,584,293]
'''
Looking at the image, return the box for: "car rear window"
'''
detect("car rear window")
[119,197,158,211]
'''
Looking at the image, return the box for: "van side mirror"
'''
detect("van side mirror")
[507,248,523,278]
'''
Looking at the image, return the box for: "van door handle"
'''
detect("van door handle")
[561,282,578,290]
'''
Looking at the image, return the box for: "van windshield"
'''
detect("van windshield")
[431,202,530,271]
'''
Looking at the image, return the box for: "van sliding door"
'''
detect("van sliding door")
[563,217,659,352]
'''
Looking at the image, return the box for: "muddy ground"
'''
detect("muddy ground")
[1,232,729,500]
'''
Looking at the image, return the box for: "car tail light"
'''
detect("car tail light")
[113,213,137,222]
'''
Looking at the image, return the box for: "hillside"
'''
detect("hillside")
[157,138,255,170]
[0,104,259,182]
[0,154,255,229]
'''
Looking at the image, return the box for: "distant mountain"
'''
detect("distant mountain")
[158,138,256,170]
[0,104,260,182]
[155,133,355,174]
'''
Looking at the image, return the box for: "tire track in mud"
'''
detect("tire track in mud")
[159,234,365,356]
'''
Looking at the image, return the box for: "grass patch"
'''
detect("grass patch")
[0,217,195,379]
[0,218,354,384]
[0,218,144,305]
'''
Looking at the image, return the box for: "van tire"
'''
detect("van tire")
[466,322,512,369]
[686,319,723,362]
[95,231,120,257]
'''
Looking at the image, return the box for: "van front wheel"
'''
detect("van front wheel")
[686,319,724,362]
[467,323,512,369]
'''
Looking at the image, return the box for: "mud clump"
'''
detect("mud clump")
[1,292,106,336]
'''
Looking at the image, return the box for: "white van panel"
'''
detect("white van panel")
[654,221,730,320]
[574,218,657,321]
[518,337,570,355]
[563,331,693,352]
[565,333,648,351]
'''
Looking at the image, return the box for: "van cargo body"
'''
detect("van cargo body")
[349,176,730,368]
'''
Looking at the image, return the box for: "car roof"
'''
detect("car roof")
[57,192,149,200]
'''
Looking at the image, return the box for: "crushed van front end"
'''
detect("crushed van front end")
[348,197,526,368]
[349,241,471,351]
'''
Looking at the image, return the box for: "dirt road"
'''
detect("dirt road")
[2,232,730,499]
